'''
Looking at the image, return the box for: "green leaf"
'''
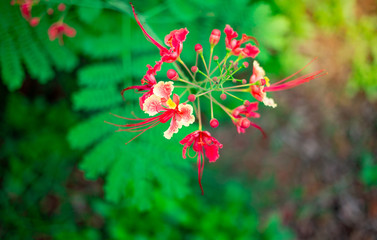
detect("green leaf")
[78,62,126,87]
[0,33,24,91]
[77,6,103,24]
[67,110,120,150]
[72,86,123,110]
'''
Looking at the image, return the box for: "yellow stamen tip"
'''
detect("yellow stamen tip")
[264,76,270,87]
[166,98,176,109]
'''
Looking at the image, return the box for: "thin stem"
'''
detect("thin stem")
[179,88,189,98]
[194,53,199,79]
[210,52,230,76]
[210,93,214,119]
[195,89,215,97]
[205,95,234,120]
[178,78,205,90]
[200,53,209,75]
[208,47,214,73]
[197,97,202,131]
[197,69,213,82]
[178,57,196,81]
[226,89,249,92]
[173,62,190,81]
[223,82,257,90]
[225,91,244,102]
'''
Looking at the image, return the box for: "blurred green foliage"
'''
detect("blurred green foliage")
[1,0,377,239]
[360,152,377,187]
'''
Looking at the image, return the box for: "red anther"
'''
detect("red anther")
[213,76,218,82]
[58,3,66,11]
[191,66,198,73]
[242,79,247,84]
[47,8,54,15]
[243,61,249,68]
[240,118,251,128]
[29,17,40,27]
[167,69,178,80]
[210,118,219,128]
[188,94,196,102]
[195,44,203,54]
[213,56,219,61]
[244,100,250,106]
[209,29,221,46]
[220,93,227,100]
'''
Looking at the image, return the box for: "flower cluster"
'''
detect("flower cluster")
[11,1,76,45]
[107,4,326,194]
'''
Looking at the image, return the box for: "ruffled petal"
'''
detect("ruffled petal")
[241,43,259,58]
[143,94,164,116]
[203,144,220,162]
[250,61,265,83]
[63,23,76,37]
[177,103,195,127]
[224,24,238,49]
[163,115,179,139]
[153,81,174,100]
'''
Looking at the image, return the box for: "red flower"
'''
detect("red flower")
[249,60,326,107]
[131,3,188,63]
[29,17,39,27]
[180,131,223,195]
[12,0,37,21]
[121,60,163,109]
[48,22,76,45]
[224,24,259,58]
[20,1,32,20]
[108,84,195,142]
[232,102,266,136]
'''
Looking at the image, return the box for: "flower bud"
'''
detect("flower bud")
[243,100,250,106]
[213,56,219,61]
[47,8,54,15]
[220,93,227,100]
[194,44,203,54]
[191,66,198,73]
[188,94,196,102]
[167,69,178,80]
[29,17,40,27]
[58,3,66,11]
[209,29,221,46]
[240,118,250,129]
[232,79,237,83]
[210,118,219,128]
[213,76,218,82]
[243,61,249,68]
[242,79,247,84]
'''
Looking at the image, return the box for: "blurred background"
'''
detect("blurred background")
[1,0,377,239]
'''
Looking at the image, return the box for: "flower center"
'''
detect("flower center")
[166,98,176,109]
[264,76,270,87]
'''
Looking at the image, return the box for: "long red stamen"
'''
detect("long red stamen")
[197,152,204,195]
[131,3,168,52]
[249,122,267,138]
[265,70,326,92]
[123,121,160,144]
[109,113,144,121]
[270,58,318,86]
